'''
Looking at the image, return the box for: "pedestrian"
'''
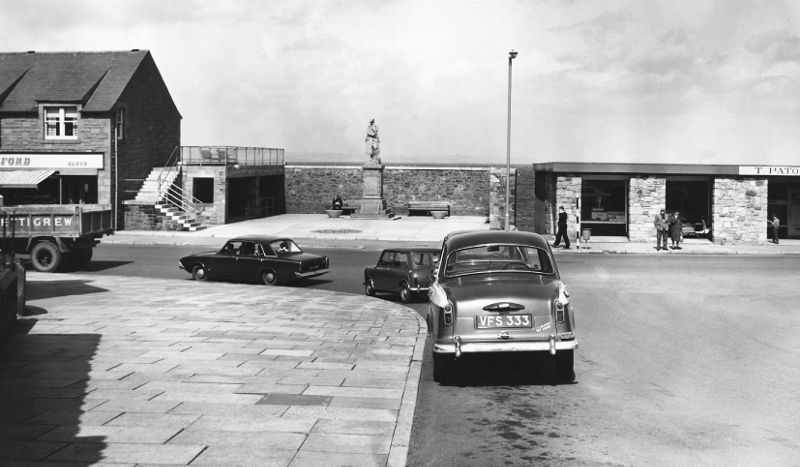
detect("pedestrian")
[331,194,343,210]
[653,208,669,251]
[551,206,571,249]
[769,213,780,244]
[669,211,683,249]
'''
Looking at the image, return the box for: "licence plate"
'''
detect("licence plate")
[476,314,532,329]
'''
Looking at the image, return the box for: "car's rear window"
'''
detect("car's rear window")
[443,244,554,277]
[413,253,432,267]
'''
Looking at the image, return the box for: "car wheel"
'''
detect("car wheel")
[72,248,93,267]
[191,265,208,281]
[432,352,454,384]
[262,270,278,285]
[555,349,575,383]
[31,241,62,273]
[399,282,412,303]
[365,278,375,296]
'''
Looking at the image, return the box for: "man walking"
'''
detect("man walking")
[552,206,571,249]
[654,208,669,251]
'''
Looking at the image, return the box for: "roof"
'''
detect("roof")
[0,50,151,112]
[229,235,289,244]
[381,247,440,253]
[444,230,549,251]
[531,162,741,176]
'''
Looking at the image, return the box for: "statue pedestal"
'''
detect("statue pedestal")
[351,161,395,219]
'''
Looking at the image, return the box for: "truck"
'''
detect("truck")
[0,205,113,273]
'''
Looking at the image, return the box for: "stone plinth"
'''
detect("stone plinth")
[351,161,395,218]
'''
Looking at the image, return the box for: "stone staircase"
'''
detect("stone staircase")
[131,168,207,232]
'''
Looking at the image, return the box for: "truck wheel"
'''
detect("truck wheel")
[31,241,62,273]
[72,248,93,267]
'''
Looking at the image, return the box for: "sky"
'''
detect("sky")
[2,0,800,166]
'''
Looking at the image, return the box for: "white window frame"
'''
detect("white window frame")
[43,105,80,140]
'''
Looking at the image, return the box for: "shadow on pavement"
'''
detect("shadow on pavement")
[0,316,105,464]
[71,260,134,273]
[25,280,108,301]
[435,353,574,387]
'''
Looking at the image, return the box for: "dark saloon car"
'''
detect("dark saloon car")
[364,247,439,303]
[179,236,329,285]
[427,230,578,383]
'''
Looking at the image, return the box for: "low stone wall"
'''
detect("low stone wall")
[712,177,768,245]
[123,204,183,231]
[285,165,515,221]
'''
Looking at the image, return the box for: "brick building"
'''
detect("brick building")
[0,50,181,229]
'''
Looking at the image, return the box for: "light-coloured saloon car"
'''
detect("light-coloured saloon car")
[427,230,578,383]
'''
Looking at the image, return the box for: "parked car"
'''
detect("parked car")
[427,230,578,383]
[364,247,439,303]
[179,236,329,285]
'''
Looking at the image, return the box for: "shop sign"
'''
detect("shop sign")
[0,153,103,169]
[739,166,800,176]
[0,215,75,233]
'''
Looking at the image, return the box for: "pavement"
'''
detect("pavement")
[3,214,800,467]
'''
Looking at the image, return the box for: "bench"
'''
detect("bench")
[341,204,359,215]
[407,201,450,217]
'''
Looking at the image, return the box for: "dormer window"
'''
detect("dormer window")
[44,106,79,139]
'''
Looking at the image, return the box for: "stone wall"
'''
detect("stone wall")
[123,204,183,231]
[488,168,516,228]
[555,175,581,243]
[515,167,536,232]
[285,165,510,219]
[712,177,768,245]
[629,176,666,242]
[182,166,228,226]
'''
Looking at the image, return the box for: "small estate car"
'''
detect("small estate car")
[427,230,578,383]
[364,247,439,303]
[179,236,329,285]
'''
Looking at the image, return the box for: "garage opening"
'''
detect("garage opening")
[665,177,711,239]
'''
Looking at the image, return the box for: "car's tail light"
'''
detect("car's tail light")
[325,257,329,268]
[413,273,418,287]
[555,301,565,322]
[443,302,454,325]
[299,262,304,273]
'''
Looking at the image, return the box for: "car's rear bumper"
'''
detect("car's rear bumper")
[413,285,430,292]
[433,339,578,354]
[295,268,330,279]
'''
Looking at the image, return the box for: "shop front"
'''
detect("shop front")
[0,153,104,206]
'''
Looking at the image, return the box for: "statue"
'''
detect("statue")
[365,119,380,162]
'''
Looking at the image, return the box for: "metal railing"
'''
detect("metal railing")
[154,147,208,227]
[180,146,284,166]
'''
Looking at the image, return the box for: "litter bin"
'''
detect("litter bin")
[581,228,592,242]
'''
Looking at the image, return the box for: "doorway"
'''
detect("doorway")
[665,177,711,238]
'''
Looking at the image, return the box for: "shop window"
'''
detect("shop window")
[44,106,79,139]
[580,178,628,236]
[193,178,214,204]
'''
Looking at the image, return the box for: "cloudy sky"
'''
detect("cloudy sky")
[3,0,800,166]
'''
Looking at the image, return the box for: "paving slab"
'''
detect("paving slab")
[1,272,425,467]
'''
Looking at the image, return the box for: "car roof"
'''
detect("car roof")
[227,236,291,244]
[443,230,550,251]
[381,247,440,253]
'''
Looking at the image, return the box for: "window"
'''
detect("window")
[395,253,408,267]
[444,245,554,277]
[44,106,78,139]
[193,178,214,204]
[379,252,395,266]
[116,108,125,140]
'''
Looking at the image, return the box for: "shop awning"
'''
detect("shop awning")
[0,170,56,188]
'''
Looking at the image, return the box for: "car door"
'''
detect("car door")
[213,240,243,279]
[393,252,410,289]
[371,251,395,291]
[235,242,266,281]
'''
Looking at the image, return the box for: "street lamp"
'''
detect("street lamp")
[505,50,517,231]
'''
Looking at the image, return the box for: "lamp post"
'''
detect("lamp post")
[505,50,517,231]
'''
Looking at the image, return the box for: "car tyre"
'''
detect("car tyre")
[365,278,375,296]
[31,241,62,273]
[399,282,412,303]
[191,265,208,281]
[432,352,454,384]
[555,349,575,383]
[262,270,278,285]
[72,248,93,268]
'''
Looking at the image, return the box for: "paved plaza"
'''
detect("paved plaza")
[2,214,799,466]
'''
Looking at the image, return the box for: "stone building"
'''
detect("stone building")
[0,50,181,229]
[531,162,796,245]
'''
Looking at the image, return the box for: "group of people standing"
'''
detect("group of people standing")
[653,209,684,250]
